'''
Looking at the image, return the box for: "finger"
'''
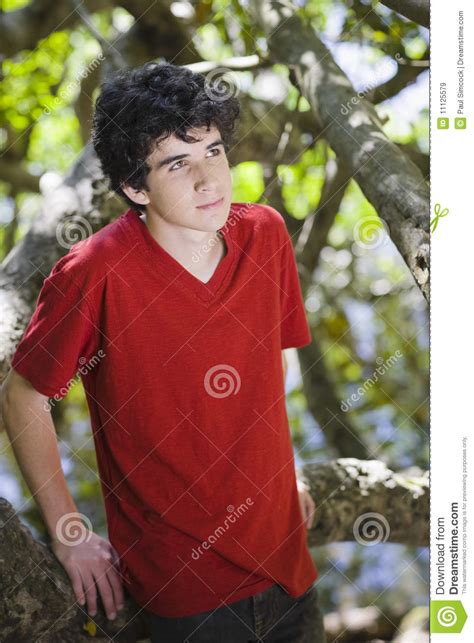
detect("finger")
[104,545,125,608]
[300,497,308,522]
[94,568,118,620]
[79,569,98,618]
[68,566,87,607]
[106,565,125,611]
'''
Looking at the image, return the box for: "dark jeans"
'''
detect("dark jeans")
[147,580,326,642]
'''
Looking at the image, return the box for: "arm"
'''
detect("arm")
[280,351,316,529]
[282,350,288,382]
[1,368,124,620]
[1,369,79,535]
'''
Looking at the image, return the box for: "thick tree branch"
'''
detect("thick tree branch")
[298,458,429,548]
[249,0,430,301]
[397,143,429,179]
[379,0,430,28]
[0,497,148,641]
[0,158,40,194]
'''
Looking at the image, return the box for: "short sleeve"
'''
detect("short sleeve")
[279,224,312,350]
[10,264,98,399]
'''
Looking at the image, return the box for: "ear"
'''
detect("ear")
[121,183,150,207]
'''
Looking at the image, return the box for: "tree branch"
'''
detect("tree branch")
[298,458,429,548]
[371,66,428,104]
[0,158,40,194]
[0,497,148,641]
[378,0,430,28]
[0,0,111,57]
[249,0,430,301]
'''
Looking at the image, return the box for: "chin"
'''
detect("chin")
[216,211,231,230]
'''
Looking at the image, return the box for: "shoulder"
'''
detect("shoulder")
[47,209,131,296]
[229,202,288,239]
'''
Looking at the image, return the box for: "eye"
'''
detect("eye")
[169,147,222,172]
[170,160,185,172]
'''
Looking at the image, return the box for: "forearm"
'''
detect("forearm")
[282,350,287,381]
[2,374,78,539]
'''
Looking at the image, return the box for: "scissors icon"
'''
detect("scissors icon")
[430,203,449,233]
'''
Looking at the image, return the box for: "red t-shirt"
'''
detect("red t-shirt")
[11,202,318,617]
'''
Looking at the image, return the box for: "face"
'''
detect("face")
[122,125,233,233]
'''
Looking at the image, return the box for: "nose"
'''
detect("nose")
[194,165,219,193]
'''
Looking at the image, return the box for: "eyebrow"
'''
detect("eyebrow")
[155,138,225,170]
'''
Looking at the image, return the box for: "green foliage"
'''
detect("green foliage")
[3,0,30,10]
[231,161,265,201]
[1,32,71,131]
[278,142,327,219]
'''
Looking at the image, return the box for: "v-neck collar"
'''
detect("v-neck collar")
[123,206,238,305]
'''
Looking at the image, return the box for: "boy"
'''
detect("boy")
[2,61,326,642]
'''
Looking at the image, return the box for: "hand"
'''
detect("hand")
[296,478,316,530]
[51,528,125,621]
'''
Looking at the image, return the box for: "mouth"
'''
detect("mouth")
[196,197,224,210]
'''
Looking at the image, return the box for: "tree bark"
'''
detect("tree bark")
[379,0,430,28]
[299,458,429,548]
[0,498,149,642]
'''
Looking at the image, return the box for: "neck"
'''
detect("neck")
[138,212,227,274]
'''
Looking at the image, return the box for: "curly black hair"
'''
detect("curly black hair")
[91,61,241,213]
